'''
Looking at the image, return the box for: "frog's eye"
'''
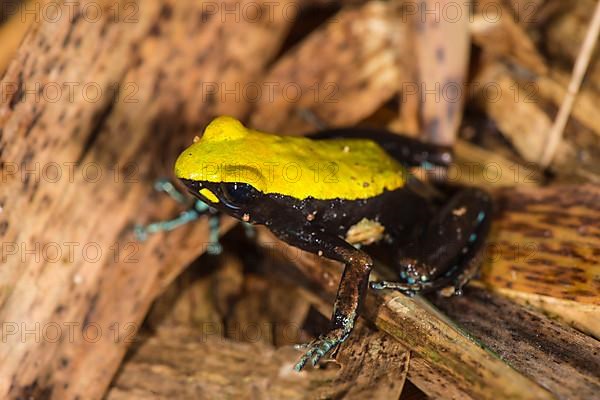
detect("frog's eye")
[220,182,253,209]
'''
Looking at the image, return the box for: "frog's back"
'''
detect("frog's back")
[174,116,408,201]
[273,135,407,200]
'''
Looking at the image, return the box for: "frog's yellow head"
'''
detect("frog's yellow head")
[174,116,270,195]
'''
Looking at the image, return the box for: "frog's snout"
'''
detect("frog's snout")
[178,178,201,195]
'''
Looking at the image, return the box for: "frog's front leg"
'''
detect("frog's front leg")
[134,178,223,254]
[281,231,372,371]
[372,187,492,295]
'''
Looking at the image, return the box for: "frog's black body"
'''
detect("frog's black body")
[185,177,429,240]
[180,127,492,371]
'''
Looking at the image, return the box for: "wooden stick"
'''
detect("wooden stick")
[480,184,600,338]
[539,0,600,166]
[411,0,471,146]
[431,286,600,399]
[0,1,296,398]
[250,1,409,134]
[107,324,410,400]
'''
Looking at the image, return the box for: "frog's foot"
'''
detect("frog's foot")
[134,208,201,242]
[375,188,492,298]
[293,329,349,372]
[370,279,466,297]
[370,280,418,296]
[370,257,440,295]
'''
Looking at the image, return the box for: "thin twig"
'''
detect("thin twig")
[540,0,600,167]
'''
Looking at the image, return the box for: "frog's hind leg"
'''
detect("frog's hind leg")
[371,187,492,296]
[284,231,373,371]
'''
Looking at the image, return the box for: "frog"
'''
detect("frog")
[173,116,492,371]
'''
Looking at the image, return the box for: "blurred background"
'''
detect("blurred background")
[0,1,598,399]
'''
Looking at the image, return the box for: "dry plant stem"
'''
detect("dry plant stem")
[470,2,547,75]
[472,62,600,182]
[540,0,600,166]
[107,324,409,400]
[0,1,296,398]
[489,288,600,340]
[453,140,544,188]
[397,17,420,136]
[136,262,410,399]
[407,356,476,400]
[250,1,408,134]
[480,184,600,338]
[431,286,600,400]
[481,185,600,305]
[106,326,340,400]
[412,0,470,145]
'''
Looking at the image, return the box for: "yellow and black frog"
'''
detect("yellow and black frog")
[149,116,492,371]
